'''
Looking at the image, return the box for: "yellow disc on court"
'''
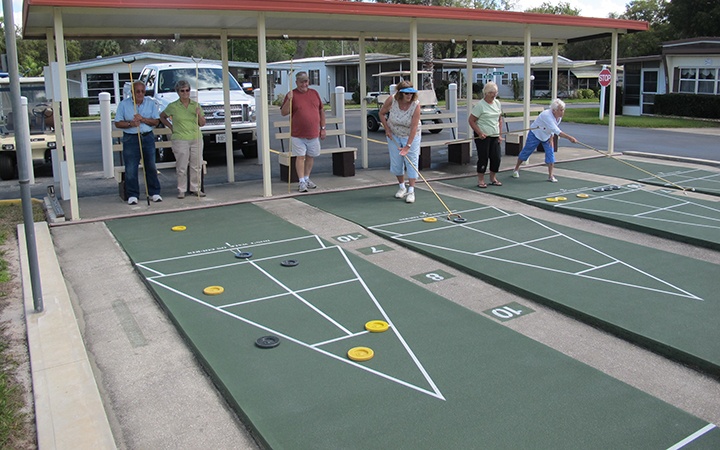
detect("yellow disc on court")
[546,197,559,202]
[422,217,438,223]
[577,193,590,198]
[203,285,224,295]
[365,320,389,333]
[171,225,187,232]
[555,196,567,201]
[348,347,374,362]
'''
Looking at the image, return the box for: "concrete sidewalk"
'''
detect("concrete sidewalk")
[19,146,720,448]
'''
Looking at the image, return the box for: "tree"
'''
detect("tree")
[666,0,720,38]
[525,2,581,15]
[618,0,675,58]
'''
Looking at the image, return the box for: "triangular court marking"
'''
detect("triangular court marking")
[368,206,702,301]
[137,241,445,400]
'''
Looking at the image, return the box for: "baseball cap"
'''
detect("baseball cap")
[399,87,418,93]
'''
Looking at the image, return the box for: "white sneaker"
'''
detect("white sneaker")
[548,176,558,183]
[405,192,415,203]
[127,196,138,205]
[512,171,519,178]
[395,185,407,198]
[306,179,317,189]
[298,181,308,192]
[152,194,163,202]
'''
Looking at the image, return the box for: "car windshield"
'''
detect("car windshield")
[157,68,242,93]
[1,81,50,132]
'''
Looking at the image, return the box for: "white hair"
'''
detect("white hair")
[483,81,498,95]
[550,98,566,111]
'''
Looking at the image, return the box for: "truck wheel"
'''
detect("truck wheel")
[367,115,379,132]
[241,143,258,159]
[0,153,18,180]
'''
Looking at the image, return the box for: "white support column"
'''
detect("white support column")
[552,41,559,100]
[466,37,473,139]
[54,8,79,219]
[410,19,418,88]
[46,29,64,196]
[608,30,619,155]
[221,30,235,182]
[335,87,346,148]
[523,26,532,133]
[99,92,113,178]
[257,13,272,197]
[448,83,458,140]
[359,34,368,169]
[254,88,265,167]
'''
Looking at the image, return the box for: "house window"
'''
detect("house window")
[678,67,719,95]
[624,63,641,106]
[87,73,115,104]
[504,73,514,86]
[309,70,320,85]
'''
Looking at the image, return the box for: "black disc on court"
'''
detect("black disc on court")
[235,251,253,259]
[281,259,299,267]
[255,335,280,348]
[452,217,467,223]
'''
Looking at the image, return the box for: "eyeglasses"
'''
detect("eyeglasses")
[179,89,190,93]
[403,92,414,95]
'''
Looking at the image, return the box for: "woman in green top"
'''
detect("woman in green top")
[159,80,206,198]
[468,81,503,188]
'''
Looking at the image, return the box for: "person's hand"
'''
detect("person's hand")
[399,145,409,156]
[195,107,202,116]
[320,129,326,140]
[285,91,293,102]
[569,136,577,144]
[480,133,486,139]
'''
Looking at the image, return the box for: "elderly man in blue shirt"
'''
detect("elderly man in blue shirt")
[114,81,163,205]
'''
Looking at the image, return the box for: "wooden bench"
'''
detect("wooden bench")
[112,127,207,200]
[273,116,356,182]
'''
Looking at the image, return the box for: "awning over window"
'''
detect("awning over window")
[570,68,602,79]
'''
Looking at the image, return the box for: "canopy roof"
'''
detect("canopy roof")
[23,0,648,44]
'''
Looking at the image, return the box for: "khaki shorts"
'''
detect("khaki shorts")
[291,137,321,157]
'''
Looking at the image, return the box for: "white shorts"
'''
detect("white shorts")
[291,137,321,158]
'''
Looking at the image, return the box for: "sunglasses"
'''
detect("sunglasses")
[179,88,190,93]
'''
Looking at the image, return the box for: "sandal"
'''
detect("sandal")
[477,183,487,188]
[490,180,502,186]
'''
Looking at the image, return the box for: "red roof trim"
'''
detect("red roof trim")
[25,0,648,31]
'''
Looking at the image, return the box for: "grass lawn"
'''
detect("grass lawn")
[0,201,44,449]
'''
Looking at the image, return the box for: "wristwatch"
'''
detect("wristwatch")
[320,126,326,130]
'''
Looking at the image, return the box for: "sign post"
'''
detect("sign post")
[598,67,612,120]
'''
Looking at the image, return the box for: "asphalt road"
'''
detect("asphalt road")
[1,106,717,200]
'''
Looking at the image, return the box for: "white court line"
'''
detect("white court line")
[667,423,717,450]
[376,206,701,300]
[219,278,358,309]
[147,276,444,400]
[312,330,369,347]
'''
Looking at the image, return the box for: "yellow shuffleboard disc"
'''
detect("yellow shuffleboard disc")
[171,225,187,232]
[546,197,559,202]
[576,193,590,198]
[203,285,224,295]
[348,347,374,362]
[365,320,389,333]
[555,196,567,201]
[422,217,438,223]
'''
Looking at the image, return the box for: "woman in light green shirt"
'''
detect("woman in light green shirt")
[159,79,206,198]
[468,81,503,188]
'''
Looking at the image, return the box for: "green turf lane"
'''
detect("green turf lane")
[556,156,720,196]
[300,187,720,376]
[107,203,719,449]
[443,170,720,250]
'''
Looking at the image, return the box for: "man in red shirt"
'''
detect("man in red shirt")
[281,71,326,192]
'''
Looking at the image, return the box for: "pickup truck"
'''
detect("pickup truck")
[0,76,61,180]
[135,62,258,160]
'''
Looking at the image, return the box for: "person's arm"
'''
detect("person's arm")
[379,97,393,138]
[468,113,484,139]
[558,131,577,143]
[159,111,172,131]
[319,94,326,140]
[280,91,292,116]
[196,105,206,127]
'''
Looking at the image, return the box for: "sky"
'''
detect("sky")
[8,0,629,33]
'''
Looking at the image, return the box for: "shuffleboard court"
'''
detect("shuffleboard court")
[106,203,720,448]
[443,171,720,250]
[300,188,720,376]
[556,156,720,196]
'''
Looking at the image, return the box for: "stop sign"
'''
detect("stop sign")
[598,68,612,88]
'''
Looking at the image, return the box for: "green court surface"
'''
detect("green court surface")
[444,170,720,250]
[106,204,719,449]
[556,156,720,196]
[300,188,720,376]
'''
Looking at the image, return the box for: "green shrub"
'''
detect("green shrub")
[654,93,720,119]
